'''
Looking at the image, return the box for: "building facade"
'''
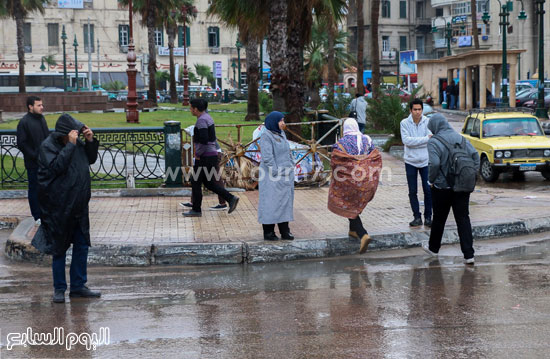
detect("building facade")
[0,0,244,90]
[347,0,437,75]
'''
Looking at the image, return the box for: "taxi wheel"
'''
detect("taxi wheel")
[541,169,550,181]
[480,156,500,182]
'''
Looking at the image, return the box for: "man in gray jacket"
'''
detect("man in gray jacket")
[400,99,432,227]
[423,114,480,264]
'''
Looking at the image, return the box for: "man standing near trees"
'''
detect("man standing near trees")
[400,99,432,227]
[16,96,49,224]
[350,93,368,133]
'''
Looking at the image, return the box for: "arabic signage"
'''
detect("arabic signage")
[213,61,222,79]
[58,0,84,9]
[158,47,189,56]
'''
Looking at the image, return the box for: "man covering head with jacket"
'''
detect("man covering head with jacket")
[423,114,480,264]
[31,114,101,303]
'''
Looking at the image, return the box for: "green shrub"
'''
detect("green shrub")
[320,90,353,119]
[103,80,126,91]
[259,92,273,113]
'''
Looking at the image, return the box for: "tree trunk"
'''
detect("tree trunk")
[147,0,157,105]
[267,0,288,112]
[371,0,381,97]
[471,0,480,49]
[356,0,365,95]
[167,25,177,104]
[327,23,336,99]
[15,2,26,93]
[245,37,260,122]
[284,17,306,139]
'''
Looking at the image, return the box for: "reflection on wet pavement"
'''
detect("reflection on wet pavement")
[1,230,550,358]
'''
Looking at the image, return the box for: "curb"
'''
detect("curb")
[5,215,550,266]
[437,108,469,116]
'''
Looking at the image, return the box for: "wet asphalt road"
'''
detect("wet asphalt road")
[1,230,550,358]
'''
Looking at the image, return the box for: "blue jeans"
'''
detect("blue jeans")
[52,226,89,292]
[405,163,432,220]
[450,95,457,110]
[358,122,365,133]
[26,168,41,220]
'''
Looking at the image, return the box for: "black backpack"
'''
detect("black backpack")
[433,135,477,193]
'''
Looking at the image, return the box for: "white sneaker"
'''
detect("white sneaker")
[464,257,475,265]
[35,219,41,226]
[421,242,438,257]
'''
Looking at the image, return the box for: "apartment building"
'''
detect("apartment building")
[347,0,437,75]
[0,0,243,89]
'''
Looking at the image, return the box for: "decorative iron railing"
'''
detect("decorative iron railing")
[0,127,165,188]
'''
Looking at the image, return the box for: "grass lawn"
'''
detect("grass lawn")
[0,110,262,144]
[160,102,248,112]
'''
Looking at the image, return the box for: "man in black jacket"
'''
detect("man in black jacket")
[16,96,49,223]
[31,114,101,303]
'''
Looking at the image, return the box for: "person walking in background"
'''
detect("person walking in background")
[16,96,49,224]
[328,118,381,254]
[258,111,295,241]
[350,93,368,133]
[183,99,239,217]
[447,81,456,110]
[453,82,460,109]
[31,114,101,303]
[400,98,433,227]
[423,114,479,264]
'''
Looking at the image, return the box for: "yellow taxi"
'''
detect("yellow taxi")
[461,108,550,182]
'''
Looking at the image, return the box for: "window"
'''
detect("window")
[472,119,480,136]
[464,117,475,135]
[435,8,443,17]
[178,26,191,47]
[399,36,407,51]
[416,36,425,54]
[208,26,219,48]
[83,24,94,53]
[399,1,407,19]
[119,25,129,47]
[382,1,391,18]
[416,1,424,18]
[452,2,469,15]
[382,36,390,52]
[48,23,59,47]
[23,23,31,53]
[154,27,164,46]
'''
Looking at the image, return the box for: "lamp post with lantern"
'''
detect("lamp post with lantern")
[235,39,242,89]
[126,0,139,123]
[535,0,547,118]
[431,17,453,57]
[180,3,197,106]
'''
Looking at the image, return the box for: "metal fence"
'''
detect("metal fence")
[0,127,165,188]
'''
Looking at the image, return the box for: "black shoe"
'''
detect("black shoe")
[264,232,279,241]
[179,202,193,208]
[228,196,239,214]
[424,218,432,227]
[409,217,423,227]
[281,232,294,240]
[69,286,101,298]
[52,289,65,303]
[183,209,202,217]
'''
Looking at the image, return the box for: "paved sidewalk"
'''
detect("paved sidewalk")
[3,151,550,264]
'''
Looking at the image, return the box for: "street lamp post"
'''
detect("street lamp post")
[431,17,453,56]
[236,39,242,89]
[483,1,526,108]
[73,35,79,91]
[126,0,139,123]
[61,25,68,91]
[535,0,548,118]
[231,60,237,87]
[180,4,196,106]
[40,57,46,71]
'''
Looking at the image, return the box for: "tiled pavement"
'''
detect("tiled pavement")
[2,152,550,245]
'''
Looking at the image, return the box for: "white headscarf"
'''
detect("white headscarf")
[343,118,362,150]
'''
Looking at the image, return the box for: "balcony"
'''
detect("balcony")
[381,51,396,61]
[209,47,220,54]
[430,0,454,7]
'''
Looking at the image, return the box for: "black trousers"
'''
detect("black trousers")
[263,222,290,235]
[27,168,41,220]
[191,156,233,212]
[349,216,368,237]
[428,188,474,259]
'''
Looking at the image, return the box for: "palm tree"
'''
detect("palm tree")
[305,18,355,108]
[370,0,381,97]
[42,55,57,71]
[356,0,365,94]
[0,0,49,93]
[267,0,288,112]
[208,0,267,121]
[194,63,212,85]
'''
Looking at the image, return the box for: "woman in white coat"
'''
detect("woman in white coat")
[258,111,295,241]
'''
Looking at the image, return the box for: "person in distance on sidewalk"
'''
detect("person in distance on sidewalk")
[183,99,239,217]
[258,112,295,241]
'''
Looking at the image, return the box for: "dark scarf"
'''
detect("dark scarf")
[264,111,284,134]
